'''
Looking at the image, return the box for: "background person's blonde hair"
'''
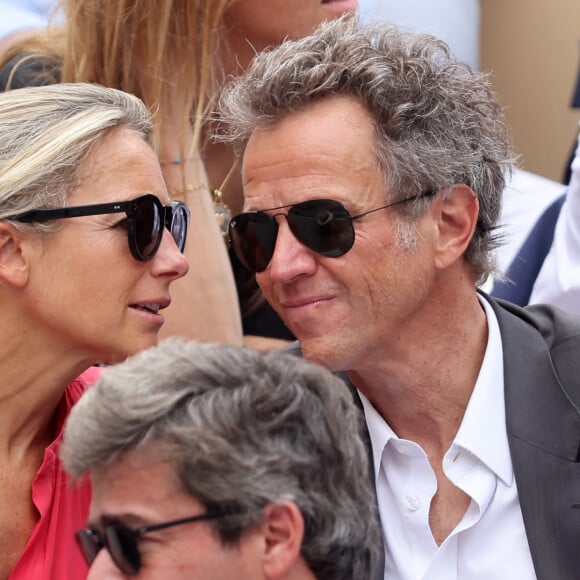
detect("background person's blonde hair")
[1,0,232,154]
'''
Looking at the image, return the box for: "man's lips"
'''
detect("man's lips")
[280,295,334,309]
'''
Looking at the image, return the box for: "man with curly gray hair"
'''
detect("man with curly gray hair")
[218,16,580,580]
[61,338,382,580]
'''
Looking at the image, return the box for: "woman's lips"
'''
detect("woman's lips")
[129,298,171,325]
[321,0,358,10]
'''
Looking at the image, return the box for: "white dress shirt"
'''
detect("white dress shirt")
[496,169,566,275]
[359,296,536,579]
[529,130,580,313]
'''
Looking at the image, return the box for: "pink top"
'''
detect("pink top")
[9,367,100,580]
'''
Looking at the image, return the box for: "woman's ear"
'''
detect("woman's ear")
[0,222,31,288]
[260,501,307,580]
[431,184,479,270]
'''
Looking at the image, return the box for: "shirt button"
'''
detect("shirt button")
[406,495,421,511]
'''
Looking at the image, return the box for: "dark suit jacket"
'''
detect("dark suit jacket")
[491,297,580,580]
[284,294,580,580]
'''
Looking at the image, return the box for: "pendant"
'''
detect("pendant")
[212,188,232,242]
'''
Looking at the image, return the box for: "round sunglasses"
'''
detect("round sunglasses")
[229,191,435,273]
[76,511,226,575]
[6,194,190,261]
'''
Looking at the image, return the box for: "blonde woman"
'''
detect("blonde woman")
[0,82,188,579]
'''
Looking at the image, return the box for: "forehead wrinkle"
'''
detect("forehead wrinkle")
[243,150,376,190]
[242,98,386,214]
[243,98,377,174]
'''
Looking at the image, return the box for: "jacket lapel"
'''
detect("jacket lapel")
[491,298,580,580]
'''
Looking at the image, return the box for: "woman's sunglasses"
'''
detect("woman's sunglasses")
[229,192,434,273]
[6,194,190,261]
[76,511,226,575]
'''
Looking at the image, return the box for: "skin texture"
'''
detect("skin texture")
[242,94,489,543]
[87,459,261,580]
[86,454,313,580]
[21,128,189,366]
[243,95,435,373]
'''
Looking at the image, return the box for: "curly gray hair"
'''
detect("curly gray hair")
[217,16,515,281]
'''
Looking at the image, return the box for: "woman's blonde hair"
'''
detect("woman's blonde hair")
[0,83,152,227]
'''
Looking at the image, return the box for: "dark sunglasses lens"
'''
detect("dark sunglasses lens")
[288,199,354,257]
[168,201,190,252]
[229,212,277,273]
[75,530,103,566]
[105,524,141,575]
[134,196,162,260]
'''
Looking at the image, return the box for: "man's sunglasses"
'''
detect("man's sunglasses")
[229,191,435,273]
[76,511,226,575]
[6,194,190,261]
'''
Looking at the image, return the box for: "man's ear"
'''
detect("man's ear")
[260,501,306,580]
[431,184,479,270]
[0,222,31,288]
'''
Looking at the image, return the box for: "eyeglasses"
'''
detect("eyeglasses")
[76,511,226,575]
[6,194,190,261]
[229,191,435,273]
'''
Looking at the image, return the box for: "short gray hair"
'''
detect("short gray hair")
[217,17,514,281]
[0,83,153,228]
[61,338,382,580]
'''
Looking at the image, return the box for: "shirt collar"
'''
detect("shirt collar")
[358,294,512,485]
[454,294,512,484]
[358,390,396,484]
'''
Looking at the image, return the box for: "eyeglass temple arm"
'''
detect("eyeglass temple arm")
[7,202,131,223]
[350,189,437,220]
[135,511,225,536]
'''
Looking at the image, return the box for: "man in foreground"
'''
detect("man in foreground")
[61,338,381,579]
[219,17,580,579]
